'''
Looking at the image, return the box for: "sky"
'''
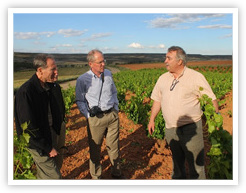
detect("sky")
[11,8,235,55]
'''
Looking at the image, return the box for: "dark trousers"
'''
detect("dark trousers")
[27,122,66,179]
[165,119,205,179]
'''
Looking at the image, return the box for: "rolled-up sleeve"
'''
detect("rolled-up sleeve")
[151,77,162,102]
[197,73,217,100]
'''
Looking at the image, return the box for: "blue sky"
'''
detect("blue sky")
[12,9,234,55]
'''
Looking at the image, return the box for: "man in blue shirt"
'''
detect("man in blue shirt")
[76,49,124,179]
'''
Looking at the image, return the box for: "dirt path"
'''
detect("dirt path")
[60,80,77,90]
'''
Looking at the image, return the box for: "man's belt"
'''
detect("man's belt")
[101,108,113,114]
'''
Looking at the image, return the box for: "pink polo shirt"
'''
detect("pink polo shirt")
[151,67,216,129]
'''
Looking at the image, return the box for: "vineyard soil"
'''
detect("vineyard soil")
[61,105,173,179]
[61,91,232,179]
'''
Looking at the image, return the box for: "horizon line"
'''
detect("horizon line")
[14,51,233,56]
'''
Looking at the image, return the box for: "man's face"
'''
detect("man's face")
[164,51,181,73]
[41,58,58,83]
[89,52,105,77]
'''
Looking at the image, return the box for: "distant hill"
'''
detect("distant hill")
[13,52,232,71]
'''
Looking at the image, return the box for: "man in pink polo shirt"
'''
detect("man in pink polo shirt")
[148,46,219,179]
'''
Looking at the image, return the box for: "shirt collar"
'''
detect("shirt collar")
[89,69,103,79]
[169,66,187,80]
[32,74,48,93]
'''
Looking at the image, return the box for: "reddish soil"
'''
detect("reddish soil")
[61,92,232,179]
[219,91,233,135]
[61,105,172,179]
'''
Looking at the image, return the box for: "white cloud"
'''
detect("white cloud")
[198,24,232,29]
[33,41,46,45]
[158,44,165,49]
[14,29,86,40]
[50,44,73,52]
[148,13,226,29]
[39,31,56,37]
[128,43,165,50]
[14,32,40,40]
[14,31,56,40]
[220,33,232,39]
[58,29,88,37]
[148,44,165,49]
[82,32,113,41]
[14,29,86,41]
[57,44,73,47]
[128,42,144,49]
[101,47,119,52]
[149,17,183,28]
[63,44,72,47]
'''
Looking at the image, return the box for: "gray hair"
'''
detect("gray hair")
[33,54,54,70]
[167,46,187,65]
[87,49,103,62]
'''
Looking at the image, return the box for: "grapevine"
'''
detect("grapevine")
[61,85,76,114]
[14,121,36,179]
[199,93,232,179]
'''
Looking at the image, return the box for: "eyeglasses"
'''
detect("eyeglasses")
[170,79,179,91]
[93,59,106,65]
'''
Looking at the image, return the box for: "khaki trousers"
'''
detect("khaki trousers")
[87,109,121,179]
[28,121,66,179]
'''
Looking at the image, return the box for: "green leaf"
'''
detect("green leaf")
[210,137,220,147]
[21,121,29,131]
[208,121,216,133]
[22,133,30,144]
[214,113,223,128]
[208,147,222,156]
[205,104,215,114]
[199,87,204,91]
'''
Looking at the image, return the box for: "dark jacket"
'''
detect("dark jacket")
[14,74,65,156]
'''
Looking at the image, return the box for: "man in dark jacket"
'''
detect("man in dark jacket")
[14,54,65,179]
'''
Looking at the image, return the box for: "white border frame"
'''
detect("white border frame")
[8,8,238,186]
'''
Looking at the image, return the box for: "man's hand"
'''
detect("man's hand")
[148,100,161,135]
[49,148,59,157]
[148,121,155,135]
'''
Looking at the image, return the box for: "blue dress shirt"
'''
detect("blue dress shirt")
[76,69,119,118]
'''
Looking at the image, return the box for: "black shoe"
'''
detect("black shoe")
[111,174,126,179]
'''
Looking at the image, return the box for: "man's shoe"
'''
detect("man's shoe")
[111,174,126,179]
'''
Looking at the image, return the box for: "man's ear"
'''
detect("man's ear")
[36,67,43,75]
[88,61,93,68]
[178,59,183,66]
